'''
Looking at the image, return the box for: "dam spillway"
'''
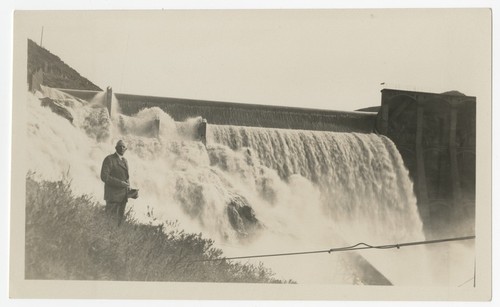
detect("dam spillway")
[29,86,425,285]
[114,92,377,133]
[56,86,477,238]
[33,85,476,285]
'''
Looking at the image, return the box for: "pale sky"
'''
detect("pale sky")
[20,9,490,111]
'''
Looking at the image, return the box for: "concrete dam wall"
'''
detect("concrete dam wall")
[114,93,377,133]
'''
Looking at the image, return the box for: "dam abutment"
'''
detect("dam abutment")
[376,89,476,236]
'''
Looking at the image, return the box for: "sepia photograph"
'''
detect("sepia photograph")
[8,6,493,302]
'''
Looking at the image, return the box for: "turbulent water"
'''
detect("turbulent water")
[25,87,474,286]
[208,125,423,242]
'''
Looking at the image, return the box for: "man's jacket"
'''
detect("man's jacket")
[100,153,129,202]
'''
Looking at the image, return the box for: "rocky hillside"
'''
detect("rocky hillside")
[27,39,102,91]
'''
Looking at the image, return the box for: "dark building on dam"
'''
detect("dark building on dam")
[377,89,476,237]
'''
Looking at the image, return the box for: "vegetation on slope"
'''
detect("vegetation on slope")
[27,39,102,91]
[25,173,292,283]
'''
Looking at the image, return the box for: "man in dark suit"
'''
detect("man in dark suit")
[101,140,130,225]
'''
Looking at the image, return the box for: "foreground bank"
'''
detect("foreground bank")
[25,173,292,283]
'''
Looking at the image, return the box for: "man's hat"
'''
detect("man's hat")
[127,188,139,199]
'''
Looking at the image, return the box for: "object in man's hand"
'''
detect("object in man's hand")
[127,188,139,199]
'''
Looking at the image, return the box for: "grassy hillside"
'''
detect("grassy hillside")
[28,39,102,91]
[25,173,292,283]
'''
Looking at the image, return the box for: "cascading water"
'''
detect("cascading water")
[206,125,430,285]
[26,87,473,286]
[208,125,423,242]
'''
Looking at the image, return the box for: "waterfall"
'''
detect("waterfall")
[207,125,424,244]
[25,87,473,286]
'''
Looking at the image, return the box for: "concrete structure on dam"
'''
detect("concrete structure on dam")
[114,92,377,134]
[376,89,476,237]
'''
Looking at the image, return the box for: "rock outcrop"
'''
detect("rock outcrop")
[226,193,262,240]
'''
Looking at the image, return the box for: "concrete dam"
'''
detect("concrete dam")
[55,88,476,238]
[114,92,377,133]
[57,86,476,238]
[39,84,475,286]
